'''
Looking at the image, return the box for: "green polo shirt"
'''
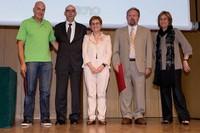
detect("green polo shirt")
[16,17,56,62]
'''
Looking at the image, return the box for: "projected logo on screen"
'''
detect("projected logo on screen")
[76,6,100,16]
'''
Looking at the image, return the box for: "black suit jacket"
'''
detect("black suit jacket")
[55,22,87,72]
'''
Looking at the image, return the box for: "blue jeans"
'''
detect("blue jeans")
[24,62,52,121]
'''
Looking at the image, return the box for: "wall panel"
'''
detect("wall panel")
[0,26,199,120]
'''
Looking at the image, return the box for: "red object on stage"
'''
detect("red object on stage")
[115,64,126,93]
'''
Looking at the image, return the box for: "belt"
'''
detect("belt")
[130,58,136,61]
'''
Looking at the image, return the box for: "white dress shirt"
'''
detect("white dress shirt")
[66,21,76,43]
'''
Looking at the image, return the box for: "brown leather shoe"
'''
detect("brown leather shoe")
[121,118,132,125]
[135,118,147,125]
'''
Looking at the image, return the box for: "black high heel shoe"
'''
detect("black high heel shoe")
[87,120,96,125]
[99,120,107,125]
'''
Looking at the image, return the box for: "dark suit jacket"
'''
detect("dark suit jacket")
[55,22,87,72]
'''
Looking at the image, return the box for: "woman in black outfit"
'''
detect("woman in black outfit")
[153,11,192,125]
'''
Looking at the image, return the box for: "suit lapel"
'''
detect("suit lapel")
[61,22,69,42]
[135,25,141,40]
[72,22,80,43]
[122,26,129,41]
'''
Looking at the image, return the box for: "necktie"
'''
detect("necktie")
[67,23,72,41]
[129,27,135,58]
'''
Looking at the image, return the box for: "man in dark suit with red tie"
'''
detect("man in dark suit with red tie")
[54,5,87,125]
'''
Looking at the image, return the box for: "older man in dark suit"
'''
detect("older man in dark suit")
[54,5,87,125]
[112,7,153,125]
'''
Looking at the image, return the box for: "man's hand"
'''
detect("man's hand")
[145,67,151,75]
[20,63,26,77]
[114,64,120,73]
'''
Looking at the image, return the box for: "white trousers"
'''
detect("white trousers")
[84,67,109,120]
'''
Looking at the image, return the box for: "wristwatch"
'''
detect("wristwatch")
[102,63,106,67]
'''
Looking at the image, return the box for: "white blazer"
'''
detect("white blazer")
[82,32,112,68]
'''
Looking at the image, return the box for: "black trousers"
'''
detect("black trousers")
[160,69,190,122]
[55,64,82,121]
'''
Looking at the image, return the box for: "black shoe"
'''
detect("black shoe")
[55,119,66,125]
[70,119,78,124]
[21,119,32,126]
[161,120,172,124]
[99,120,107,125]
[87,119,96,125]
[41,119,52,126]
[182,120,189,125]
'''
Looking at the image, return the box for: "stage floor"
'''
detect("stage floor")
[0,118,199,133]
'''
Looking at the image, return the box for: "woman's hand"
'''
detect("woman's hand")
[90,67,98,74]
[97,65,105,73]
[87,62,98,74]
[183,60,191,72]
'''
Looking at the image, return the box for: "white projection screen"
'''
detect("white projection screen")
[0,0,192,30]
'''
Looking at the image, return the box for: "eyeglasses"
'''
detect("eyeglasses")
[159,18,168,21]
[127,15,139,17]
[91,22,101,26]
[65,10,76,13]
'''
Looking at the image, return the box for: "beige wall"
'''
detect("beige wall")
[0,26,200,120]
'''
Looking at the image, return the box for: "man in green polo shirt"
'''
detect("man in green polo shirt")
[16,1,58,127]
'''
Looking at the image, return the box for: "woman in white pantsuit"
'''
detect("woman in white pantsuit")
[82,16,112,125]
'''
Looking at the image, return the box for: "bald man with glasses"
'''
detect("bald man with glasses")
[54,5,87,125]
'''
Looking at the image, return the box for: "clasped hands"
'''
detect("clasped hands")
[89,65,105,74]
[87,62,105,74]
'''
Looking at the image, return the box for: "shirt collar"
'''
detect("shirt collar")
[66,21,75,26]
[128,25,138,33]
[89,32,105,43]
[30,17,45,25]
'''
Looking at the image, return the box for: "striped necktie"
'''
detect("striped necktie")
[129,27,135,58]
